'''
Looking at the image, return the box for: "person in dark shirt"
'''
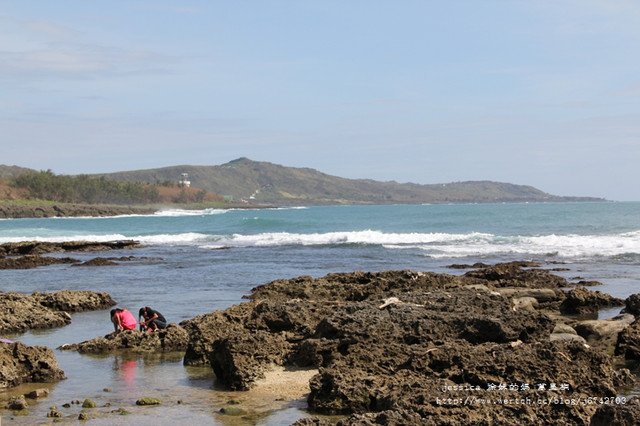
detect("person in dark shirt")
[138,306,167,332]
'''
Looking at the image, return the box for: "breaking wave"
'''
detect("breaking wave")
[2,229,639,260]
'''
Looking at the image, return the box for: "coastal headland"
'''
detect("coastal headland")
[0,158,604,220]
[2,243,640,424]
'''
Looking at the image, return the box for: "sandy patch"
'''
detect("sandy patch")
[247,365,318,400]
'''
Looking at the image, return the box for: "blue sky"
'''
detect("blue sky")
[1,1,639,200]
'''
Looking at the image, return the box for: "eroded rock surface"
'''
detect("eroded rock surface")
[182,264,636,424]
[0,290,116,333]
[0,342,65,388]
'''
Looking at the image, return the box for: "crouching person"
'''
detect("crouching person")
[111,308,137,333]
[139,306,167,332]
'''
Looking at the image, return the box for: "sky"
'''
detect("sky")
[1,1,640,201]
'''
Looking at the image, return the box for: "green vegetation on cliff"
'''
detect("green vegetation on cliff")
[12,170,161,205]
[99,158,604,205]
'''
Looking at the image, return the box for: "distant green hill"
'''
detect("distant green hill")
[91,157,603,205]
[0,165,35,179]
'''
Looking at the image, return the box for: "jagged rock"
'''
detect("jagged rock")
[0,293,71,333]
[590,396,640,425]
[307,341,627,425]
[58,324,189,353]
[615,319,640,360]
[210,331,291,390]
[623,294,640,317]
[560,287,624,315]
[181,266,634,424]
[0,342,65,388]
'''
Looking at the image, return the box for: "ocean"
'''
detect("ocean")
[1,202,640,424]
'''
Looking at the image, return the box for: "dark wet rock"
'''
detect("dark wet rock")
[136,397,161,405]
[574,280,603,287]
[6,395,28,410]
[58,324,189,353]
[25,388,49,399]
[560,287,624,315]
[447,262,490,270]
[0,204,155,219]
[73,257,119,267]
[0,341,65,388]
[78,411,90,420]
[623,293,640,317]
[182,303,254,366]
[0,255,79,269]
[0,290,116,334]
[0,240,141,256]
[590,396,640,426]
[464,262,566,288]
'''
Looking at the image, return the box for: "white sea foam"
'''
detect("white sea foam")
[153,208,227,217]
[3,228,639,260]
[224,230,490,247]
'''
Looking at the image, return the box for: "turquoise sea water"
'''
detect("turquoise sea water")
[1,202,640,424]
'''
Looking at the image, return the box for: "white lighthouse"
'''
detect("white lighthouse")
[179,173,191,188]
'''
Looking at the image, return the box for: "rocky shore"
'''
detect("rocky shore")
[1,290,116,393]
[0,203,155,219]
[0,240,142,269]
[178,263,640,425]
[4,262,640,424]
[0,342,65,389]
[0,290,116,334]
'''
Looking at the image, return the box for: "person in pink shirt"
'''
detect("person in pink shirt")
[111,308,137,332]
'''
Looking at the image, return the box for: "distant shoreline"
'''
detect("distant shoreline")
[0,199,614,219]
[0,201,273,219]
